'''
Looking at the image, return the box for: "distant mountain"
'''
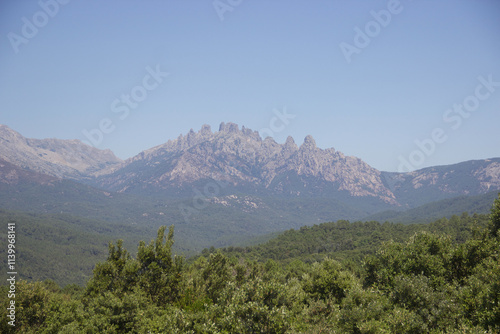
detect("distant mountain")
[94,122,397,205]
[1,123,499,242]
[382,158,500,208]
[93,122,500,210]
[0,124,122,179]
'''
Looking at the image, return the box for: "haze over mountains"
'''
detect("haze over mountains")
[1,122,499,284]
[2,122,500,212]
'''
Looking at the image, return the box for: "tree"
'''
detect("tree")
[84,225,183,308]
[364,232,453,289]
[84,239,139,298]
[201,251,231,303]
[302,257,358,303]
[136,225,184,306]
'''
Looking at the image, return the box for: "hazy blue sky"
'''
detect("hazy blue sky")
[1,0,499,172]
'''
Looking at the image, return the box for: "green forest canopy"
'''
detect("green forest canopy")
[1,194,499,333]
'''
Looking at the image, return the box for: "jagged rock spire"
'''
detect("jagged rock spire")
[200,124,212,136]
[219,122,239,133]
[300,135,317,150]
[284,136,298,151]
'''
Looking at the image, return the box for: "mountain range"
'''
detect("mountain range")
[98,122,500,207]
[1,122,499,284]
[4,122,498,206]
[1,122,499,245]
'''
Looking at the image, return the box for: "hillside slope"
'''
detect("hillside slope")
[0,124,122,179]
[362,191,500,224]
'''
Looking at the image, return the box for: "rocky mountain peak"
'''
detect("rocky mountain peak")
[300,135,317,151]
[219,122,239,134]
[241,126,262,141]
[284,136,298,152]
[97,122,402,204]
[186,128,198,146]
[200,124,212,136]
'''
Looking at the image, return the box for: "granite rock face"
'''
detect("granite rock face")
[95,123,398,204]
[95,123,500,206]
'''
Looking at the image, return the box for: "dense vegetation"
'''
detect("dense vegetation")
[1,195,499,333]
[1,179,375,254]
[363,190,500,224]
[215,212,490,266]
[0,210,152,286]
[1,193,494,287]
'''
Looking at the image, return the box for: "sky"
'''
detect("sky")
[1,0,499,172]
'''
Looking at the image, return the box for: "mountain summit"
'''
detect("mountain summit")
[94,123,396,204]
[1,123,499,211]
[93,122,500,209]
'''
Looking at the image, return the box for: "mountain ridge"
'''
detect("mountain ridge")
[0,124,122,180]
[1,123,499,212]
[1,122,499,256]
[95,122,399,205]
[92,122,500,209]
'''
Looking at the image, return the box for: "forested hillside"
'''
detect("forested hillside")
[362,190,500,224]
[215,212,490,266]
[0,210,148,286]
[1,195,499,333]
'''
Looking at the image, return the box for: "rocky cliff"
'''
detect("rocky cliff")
[94,123,396,204]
